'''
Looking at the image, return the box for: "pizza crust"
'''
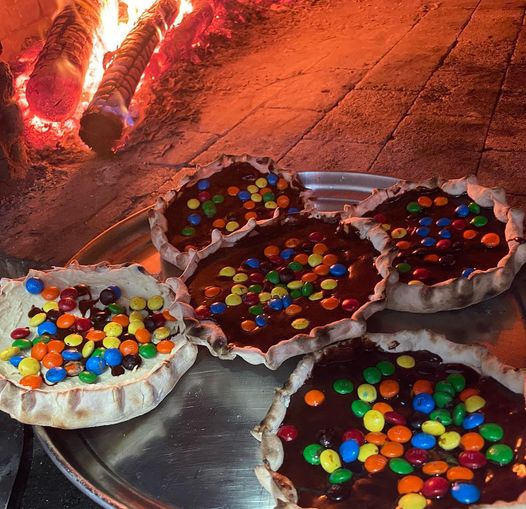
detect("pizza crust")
[0,263,198,428]
[149,153,312,276]
[254,329,526,508]
[345,176,526,313]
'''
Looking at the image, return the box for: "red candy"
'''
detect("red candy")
[422,477,450,498]
[342,298,360,313]
[58,297,77,312]
[151,313,166,328]
[384,411,407,426]
[308,232,324,243]
[342,428,365,445]
[60,287,78,300]
[404,447,428,466]
[198,191,211,202]
[452,219,467,230]
[459,451,487,469]
[75,318,93,332]
[436,239,451,250]
[11,327,30,339]
[243,293,260,306]
[277,424,298,442]
[413,268,431,281]
[249,273,265,284]
[373,213,387,224]
[195,305,211,319]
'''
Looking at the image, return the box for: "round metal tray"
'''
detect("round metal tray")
[34,172,526,509]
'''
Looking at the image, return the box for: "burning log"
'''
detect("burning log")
[79,0,181,154]
[25,0,102,122]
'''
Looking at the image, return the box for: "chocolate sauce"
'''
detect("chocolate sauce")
[165,162,305,252]
[186,216,382,353]
[278,342,526,508]
[367,189,507,285]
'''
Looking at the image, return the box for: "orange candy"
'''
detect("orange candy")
[463,229,478,240]
[398,475,424,494]
[276,195,290,208]
[434,196,448,206]
[446,466,474,481]
[31,343,48,361]
[264,245,280,257]
[424,254,439,263]
[285,304,302,316]
[285,237,301,248]
[204,286,221,298]
[162,309,176,321]
[259,187,272,196]
[56,313,76,329]
[244,212,257,221]
[380,441,405,458]
[304,389,325,407]
[364,454,388,473]
[301,272,318,283]
[241,320,256,332]
[460,432,485,451]
[227,186,239,196]
[365,432,387,446]
[396,241,411,250]
[135,328,151,344]
[20,374,43,389]
[387,426,412,444]
[373,402,393,414]
[157,340,175,354]
[277,178,288,190]
[459,387,480,402]
[418,196,433,208]
[243,201,255,210]
[120,340,139,356]
[294,253,309,265]
[313,243,328,255]
[41,286,60,300]
[47,340,65,353]
[212,219,226,229]
[112,314,130,327]
[86,329,105,342]
[321,297,339,310]
[379,379,400,399]
[481,232,501,248]
[42,352,63,369]
[322,254,338,266]
[314,264,330,276]
[412,379,434,395]
[422,460,449,475]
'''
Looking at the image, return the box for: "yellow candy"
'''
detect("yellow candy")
[264,201,278,209]
[308,254,323,267]
[320,449,341,473]
[391,227,407,239]
[398,493,427,509]
[29,312,47,327]
[103,336,121,349]
[225,294,242,306]
[309,291,324,301]
[251,193,263,203]
[233,273,248,283]
[408,280,424,286]
[147,295,164,311]
[128,320,145,335]
[42,301,59,312]
[0,346,20,361]
[397,355,415,369]
[287,280,303,290]
[358,384,377,403]
[247,184,259,194]
[439,431,461,450]
[422,420,446,436]
[187,198,200,209]
[82,340,95,358]
[291,318,309,330]
[219,266,236,277]
[129,310,146,321]
[320,279,338,290]
[64,333,83,347]
[271,287,289,298]
[256,177,268,188]
[231,284,248,295]
[363,410,385,432]
[18,357,40,377]
[226,221,240,232]
[153,326,171,340]
[465,395,486,413]
[381,223,391,231]
[259,292,272,303]
[129,296,146,310]
[358,443,379,462]
[104,322,123,337]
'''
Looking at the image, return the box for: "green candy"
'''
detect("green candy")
[263,192,275,203]
[453,403,466,426]
[333,379,354,395]
[249,305,264,316]
[329,468,353,484]
[430,409,452,426]
[470,215,488,227]
[435,381,455,397]
[376,361,395,376]
[92,347,106,358]
[266,271,280,284]
[79,371,98,384]
[433,391,453,408]
[396,262,412,274]
[248,284,262,293]
[290,289,302,299]
[139,343,157,359]
[288,261,303,272]
[468,201,480,214]
[201,200,217,218]
[486,444,514,465]
[181,227,195,236]
[446,373,466,392]
[303,444,323,465]
[389,458,413,475]
[12,339,31,350]
[108,303,125,314]
[406,201,421,214]
[301,282,314,297]
[351,399,371,418]
[212,194,224,204]
[363,367,382,384]
[480,423,504,442]
[32,335,50,345]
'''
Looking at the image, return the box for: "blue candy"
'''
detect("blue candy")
[412,393,435,414]
[25,277,44,294]
[280,248,295,260]
[237,190,251,202]
[421,237,436,247]
[46,367,67,384]
[267,173,278,185]
[255,315,267,327]
[63,349,82,361]
[268,298,283,311]
[210,302,227,315]
[419,217,433,227]
[288,208,300,215]
[455,204,470,218]
[436,217,451,227]
[9,355,24,368]
[451,483,481,505]
[108,285,122,300]
[244,258,260,269]
[37,321,57,336]
[438,228,451,239]
[104,348,123,367]
[463,412,485,430]
[339,439,359,463]
[197,179,210,191]
[281,295,292,308]
[411,432,436,450]
[329,264,347,277]
[416,227,430,237]
[86,356,106,375]
[462,267,475,278]
[188,213,201,226]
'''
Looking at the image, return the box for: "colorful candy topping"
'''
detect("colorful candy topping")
[276,343,526,508]
[368,189,507,285]
[0,277,178,388]
[187,217,381,352]
[166,162,305,252]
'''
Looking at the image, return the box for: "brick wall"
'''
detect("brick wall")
[0,0,58,60]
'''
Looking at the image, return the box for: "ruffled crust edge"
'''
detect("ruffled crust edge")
[0,262,198,429]
[148,153,313,275]
[253,329,526,509]
[344,176,526,313]
[169,212,398,370]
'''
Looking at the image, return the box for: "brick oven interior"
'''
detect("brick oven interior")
[1,0,526,277]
